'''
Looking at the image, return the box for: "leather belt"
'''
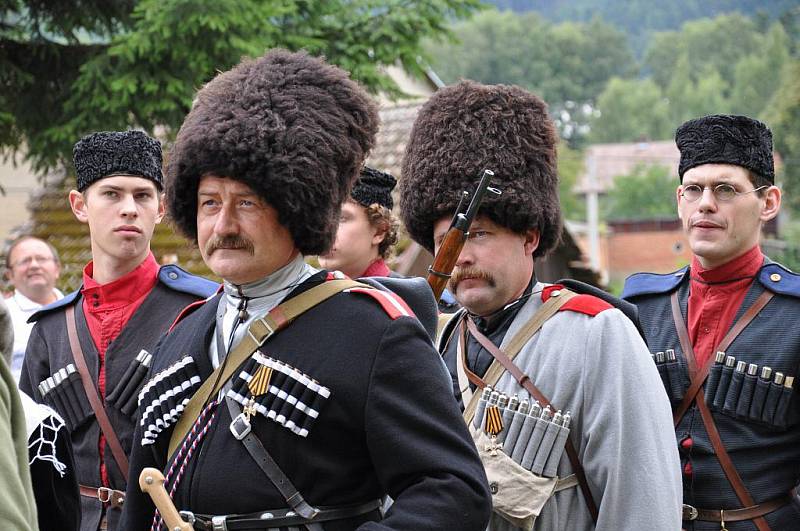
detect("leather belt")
[682,494,791,522]
[79,484,125,509]
[186,499,382,530]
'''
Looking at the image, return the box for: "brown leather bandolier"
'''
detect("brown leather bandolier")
[670,290,791,531]
[66,305,130,507]
[457,289,600,524]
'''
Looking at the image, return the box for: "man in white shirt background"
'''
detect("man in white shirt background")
[4,236,63,382]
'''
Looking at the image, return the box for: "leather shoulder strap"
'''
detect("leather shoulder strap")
[66,305,130,481]
[168,279,363,457]
[670,290,774,531]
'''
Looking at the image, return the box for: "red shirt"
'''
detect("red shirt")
[81,252,159,488]
[687,245,763,368]
[360,258,392,278]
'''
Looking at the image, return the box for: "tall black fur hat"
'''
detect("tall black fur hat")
[351,166,396,209]
[399,80,561,258]
[73,130,163,192]
[676,114,774,183]
[166,49,379,255]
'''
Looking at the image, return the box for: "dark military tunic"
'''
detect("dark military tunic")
[121,272,491,531]
[19,265,217,531]
[623,259,800,530]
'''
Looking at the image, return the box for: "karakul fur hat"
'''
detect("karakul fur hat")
[73,130,163,191]
[166,49,379,255]
[351,166,396,209]
[676,114,774,183]
[399,80,561,258]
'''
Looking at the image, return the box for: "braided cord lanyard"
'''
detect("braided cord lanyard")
[151,399,219,531]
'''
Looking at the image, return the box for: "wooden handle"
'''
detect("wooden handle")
[139,468,194,531]
[427,228,467,300]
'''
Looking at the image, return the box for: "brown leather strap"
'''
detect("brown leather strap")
[458,320,487,389]
[669,290,774,531]
[672,290,774,424]
[66,305,130,481]
[79,484,126,509]
[683,494,791,522]
[465,318,600,524]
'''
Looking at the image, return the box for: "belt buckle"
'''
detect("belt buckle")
[682,503,698,520]
[97,487,113,504]
[211,515,228,531]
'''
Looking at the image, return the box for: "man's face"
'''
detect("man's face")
[197,176,299,285]
[6,238,60,298]
[69,175,164,265]
[677,163,781,269]
[433,215,539,316]
[318,200,383,278]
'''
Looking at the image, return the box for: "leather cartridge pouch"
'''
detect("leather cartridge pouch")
[470,426,574,531]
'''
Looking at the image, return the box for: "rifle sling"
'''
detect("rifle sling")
[66,305,130,481]
[168,279,363,458]
[670,290,774,531]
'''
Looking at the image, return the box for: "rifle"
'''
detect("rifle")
[427,169,501,300]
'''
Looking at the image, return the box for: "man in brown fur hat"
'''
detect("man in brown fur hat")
[121,50,490,531]
[400,80,681,530]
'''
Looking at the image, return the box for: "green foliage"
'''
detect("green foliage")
[1,0,480,172]
[557,142,584,221]
[589,78,672,143]
[762,59,800,213]
[591,15,795,146]
[424,10,633,145]
[603,164,677,220]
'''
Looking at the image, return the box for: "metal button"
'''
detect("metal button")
[168,271,179,280]
[550,289,561,297]
[489,482,499,494]
[770,273,781,282]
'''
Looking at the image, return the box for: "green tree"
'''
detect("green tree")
[762,60,800,214]
[729,23,791,116]
[590,78,672,143]
[1,0,480,172]
[424,10,634,145]
[603,164,677,220]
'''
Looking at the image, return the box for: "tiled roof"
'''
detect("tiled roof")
[366,100,425,177]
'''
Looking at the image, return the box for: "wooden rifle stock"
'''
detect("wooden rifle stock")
[427,227,467,300]
[427,169,498,301]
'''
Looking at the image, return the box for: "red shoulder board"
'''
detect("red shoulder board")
[541,284,613,317]
[168,286,222,332]
[344,287,416,320]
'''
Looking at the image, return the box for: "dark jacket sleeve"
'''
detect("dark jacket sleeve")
[19,323,50,401]
[361,316,491,530]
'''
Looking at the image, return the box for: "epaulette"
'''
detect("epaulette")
[158,264,218,298]
[758,263,800,298]
[542,284,613,317]
[621,267,689,299]
[344,286,415,320]
[27,290,81,323]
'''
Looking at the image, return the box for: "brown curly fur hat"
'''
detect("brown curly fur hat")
[399,80,561,258]
[166,49,379,255]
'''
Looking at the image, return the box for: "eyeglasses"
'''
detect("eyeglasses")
[11,255,56,268]
[680,183,768,203]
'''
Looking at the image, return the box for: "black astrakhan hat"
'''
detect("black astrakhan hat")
[351,166,396,209]
[676,114,774,183]
[166,49,379,255]
[399,80,561,258]
[73,130,163,192]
